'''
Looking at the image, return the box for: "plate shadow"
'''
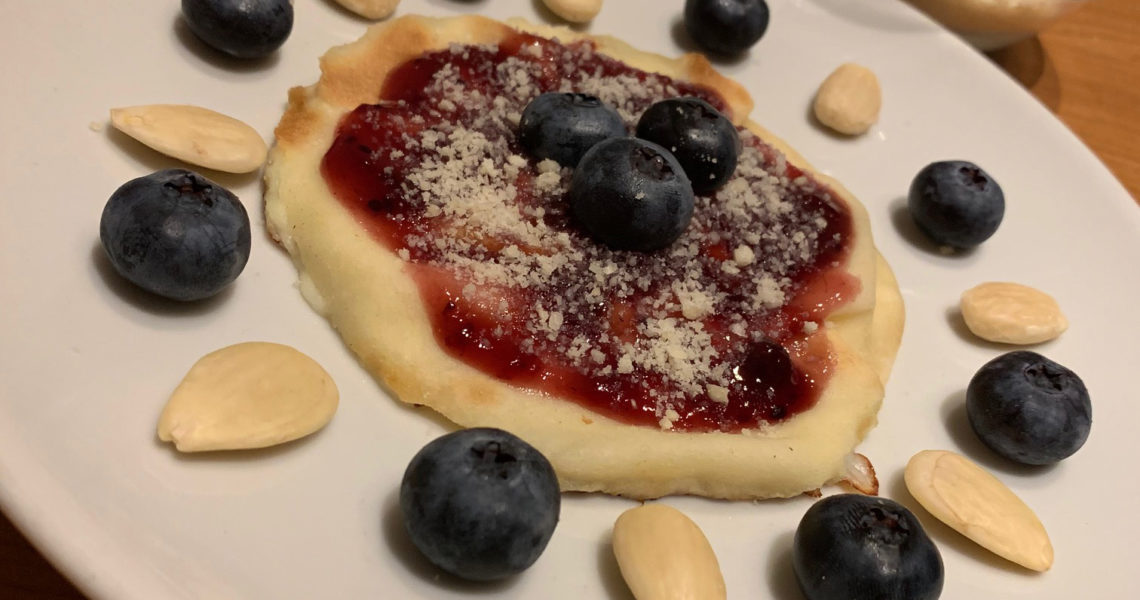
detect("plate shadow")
[765,530,801,600]
[596,529,635,600]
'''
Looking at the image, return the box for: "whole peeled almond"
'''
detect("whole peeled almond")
[960,282,1068,344]
[542,0,603,23]
[333,0,399,20]
[158,342,338,452]
[110,104,268,173]
[905,450,1053,571]
[813,63,882,136]
[612,504,726,600]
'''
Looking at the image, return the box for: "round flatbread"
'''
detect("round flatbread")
[265,15,904,499]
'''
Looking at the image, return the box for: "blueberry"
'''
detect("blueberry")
[636,97,740,194]
[684,0,771,56]
[99,169,251,302]
[908,160,1005,248]
[181,0,292,59]
[967,351,1092,465]
[736,340,796,417]
[518,92,627,167]
[400,428,561,581]
[568,137,695,252]
[794,494,944,600]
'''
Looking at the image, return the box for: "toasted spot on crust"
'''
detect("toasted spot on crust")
[275,87,318,146]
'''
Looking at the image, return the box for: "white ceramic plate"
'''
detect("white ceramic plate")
[2,1,1138,598]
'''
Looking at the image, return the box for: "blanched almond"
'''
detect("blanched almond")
[110,104,267,173]
[543,0,603,23]
[905,450,1053,571]
[612,504,726,600]
[961,282,1067,344]
[333,0,399,20]
[813,63,882,136]
[158,342,338,452]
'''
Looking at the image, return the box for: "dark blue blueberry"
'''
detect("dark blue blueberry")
[636,97,740,194]
[518,92,626,167]
[736,340,795,407]
[400,428,561,582]
[568,137,695,252]
[794,494,944,600]
[99,169,251,302]
[684,0,771,56]
[967,351,1092,465]
[181,0,293,59]
[908,160,1005,248]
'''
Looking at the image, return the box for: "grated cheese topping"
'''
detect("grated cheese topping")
[337,39,850,429]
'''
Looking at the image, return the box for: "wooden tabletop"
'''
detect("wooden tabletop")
[989,0,1140,203]
[3,1,1138,598]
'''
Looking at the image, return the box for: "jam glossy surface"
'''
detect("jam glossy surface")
[321,33,857,432]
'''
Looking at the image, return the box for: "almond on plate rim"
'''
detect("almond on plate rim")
[812,62,882,136]
[110,103,268,174]
[332,0,400,20]
[960,281,1068,345]
[612,503,727,600]
[542,0,604,23]
[904,449,1054,572]
[157,341,339,452]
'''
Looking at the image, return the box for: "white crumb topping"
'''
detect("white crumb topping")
[707,384,730,404]
[674,282,716,320]
[347,40,845,421]
[733,244,755,266]
[520,42,544,59]
[754,275,787,310]
[658,408,681,430]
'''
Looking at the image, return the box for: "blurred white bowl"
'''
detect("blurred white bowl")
[904,0,1088,50]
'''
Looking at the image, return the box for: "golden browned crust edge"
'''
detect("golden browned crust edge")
[265,14,905,500]
[275,15,753,148]
[506,18,754,124]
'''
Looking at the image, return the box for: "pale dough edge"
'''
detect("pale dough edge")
[265,14,905,499]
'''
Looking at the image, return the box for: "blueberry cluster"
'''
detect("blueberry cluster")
[518,92,740,251]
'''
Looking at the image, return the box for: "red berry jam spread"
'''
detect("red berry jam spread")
[322,33,857,432]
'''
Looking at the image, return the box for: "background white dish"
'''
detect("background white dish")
[1,0,1138,598]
